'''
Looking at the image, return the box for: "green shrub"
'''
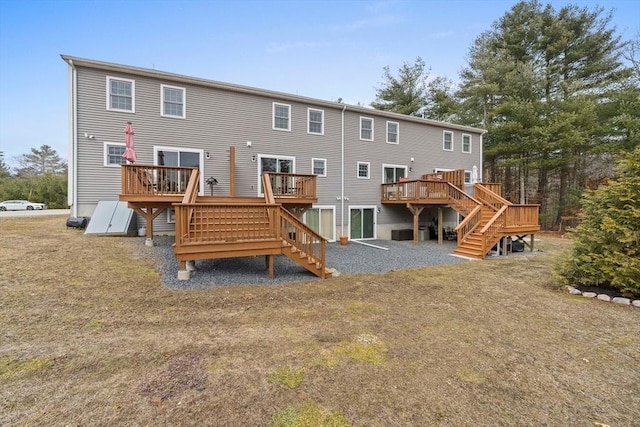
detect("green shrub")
[555,148,640,295]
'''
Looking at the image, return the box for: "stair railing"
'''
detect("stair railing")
[444,182,481,217]
[277,206,327,275]
[455,204,482,246]
[263,172,327,276]
[479,205,508,256]
[475,183,510,211]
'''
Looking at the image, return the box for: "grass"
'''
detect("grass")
[1,216,639,426]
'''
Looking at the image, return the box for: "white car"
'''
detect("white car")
[0,200,48,211]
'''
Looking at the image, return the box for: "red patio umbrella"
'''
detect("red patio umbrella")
[122,122,137,163]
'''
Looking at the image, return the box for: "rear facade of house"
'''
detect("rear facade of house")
[62,55,485,241]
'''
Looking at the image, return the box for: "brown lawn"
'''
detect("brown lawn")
[1,216,638,426]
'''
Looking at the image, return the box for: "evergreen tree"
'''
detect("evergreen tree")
[371,57,429,116]
[0,152,12,179]
[423,76,459,122]
[16,144,66,177]
[457,0,633,227]
[556,147,640,295]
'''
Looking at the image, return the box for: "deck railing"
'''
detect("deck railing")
[504,205,540,230]
[421,169,465,188]
[381,179,449,201]
[175,203,279,245]
[381,179,480,215]
[267,172,317,199]
[173,202,326,270]
[481,183,502,196]
[121,164,197,196]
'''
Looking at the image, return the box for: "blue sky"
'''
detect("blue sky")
[0,0,638,168]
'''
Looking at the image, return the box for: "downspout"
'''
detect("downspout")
[480,130,487,183]
[68,59,78,217]
[340,104,346,238]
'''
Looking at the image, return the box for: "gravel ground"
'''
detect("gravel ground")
[134,236,472,290]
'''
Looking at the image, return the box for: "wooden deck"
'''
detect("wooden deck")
[119,165,331,280]
[118,164,539,277]
[381,170,540,258]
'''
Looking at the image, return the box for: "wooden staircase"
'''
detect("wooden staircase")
[171,171,335,280]
[452,184,540,259]
[453,205,497,259]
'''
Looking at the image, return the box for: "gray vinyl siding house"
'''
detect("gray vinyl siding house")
[62,55,485,241]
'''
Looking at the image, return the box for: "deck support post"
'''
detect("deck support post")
[266,255,274,278]
[437,207,443,245]
[132,205,166,246]
[407,204,424,246]
[177,260,190,280]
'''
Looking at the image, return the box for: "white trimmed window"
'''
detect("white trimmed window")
[464,170,472,184]
[106,76,135,112]
[357,161,370,179]
[273,103,291,131]
[462,134,471,153]
[360,117,374,141]
[308,108,324,135]
[161,84,186,118]
[386,121,399,144]
[383,164,407,183]
[312,158,327,177]
[104,142,126,166]
[443,131,453,151]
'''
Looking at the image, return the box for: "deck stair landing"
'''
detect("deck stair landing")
[381,172,540,259]
[172,171,334,280]
[453,184,540,259]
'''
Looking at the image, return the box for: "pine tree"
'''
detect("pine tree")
[0,152,11,179]
[371,57,429,116]
[556,147,640,295]
[457,0,633,227]
[16,144,66,177]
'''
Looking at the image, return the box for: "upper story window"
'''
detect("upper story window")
[386,121,399,144]
[104,142,126,166]
[443,131,453,151]
[273,103,291,131]
[312,158,327,177]
[360,117,374,141]
[357,161,370,179]
[462,134,471,153]
[308,108,324,135]
[106,76,135,112]
[161,84,186,118]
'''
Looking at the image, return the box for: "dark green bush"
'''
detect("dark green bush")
[555,148,640,295]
